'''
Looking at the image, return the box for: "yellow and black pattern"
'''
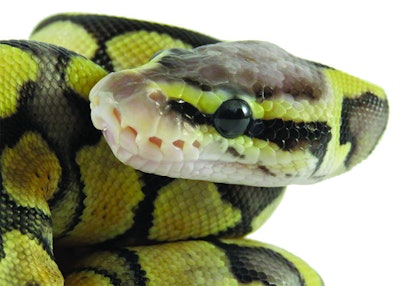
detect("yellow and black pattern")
[30,14,219,71]
[64,239,321,286]
[0,14,388,285]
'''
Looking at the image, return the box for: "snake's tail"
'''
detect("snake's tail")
[63,239,323,286]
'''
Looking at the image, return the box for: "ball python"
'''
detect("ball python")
[0,14,389,286]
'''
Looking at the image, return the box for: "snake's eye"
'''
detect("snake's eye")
[212,98,252,138]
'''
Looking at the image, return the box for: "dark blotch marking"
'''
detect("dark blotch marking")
[108,174,175,245]
[216,185,285,237]
[112,248,148,286]
[210,239,305,286]
[340,92,389,167]
[130,174,174,240]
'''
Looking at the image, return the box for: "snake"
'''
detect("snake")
[0,14,388,286]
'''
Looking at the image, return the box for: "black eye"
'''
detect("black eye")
[212,98,252,138]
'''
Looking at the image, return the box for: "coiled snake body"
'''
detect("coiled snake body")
[0,14,388,285]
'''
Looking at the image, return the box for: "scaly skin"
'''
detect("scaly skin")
[0,14,388,285]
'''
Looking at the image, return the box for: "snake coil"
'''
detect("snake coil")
[0,14,388,286]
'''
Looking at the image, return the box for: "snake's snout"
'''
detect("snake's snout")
[90,68,166,147]
[89,69,204,177]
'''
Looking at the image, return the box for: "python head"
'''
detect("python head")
[90,41,388,187]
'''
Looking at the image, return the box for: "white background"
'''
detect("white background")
[1,1,399,285]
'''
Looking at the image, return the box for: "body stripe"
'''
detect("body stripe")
[216,185,285,236]
[0,187,53,258]
[211,239,305,286]
[110,174,175,244]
